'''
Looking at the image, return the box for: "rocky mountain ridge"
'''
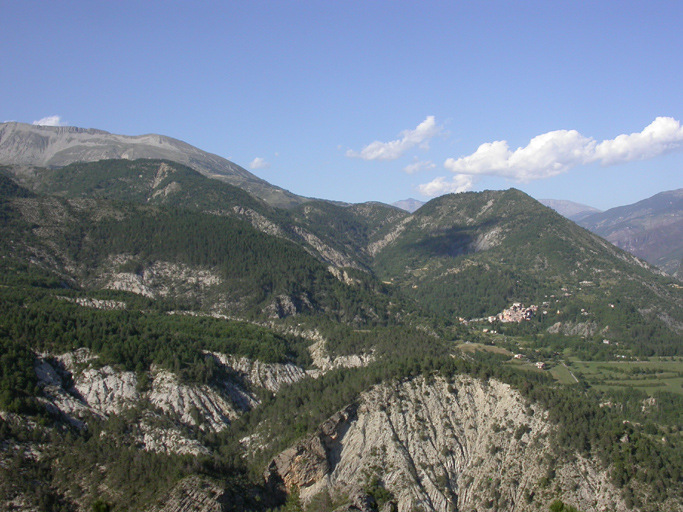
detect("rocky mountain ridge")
[0,122,307,208]
[579,188,683,276]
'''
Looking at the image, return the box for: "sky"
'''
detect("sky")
[2,1,683,211]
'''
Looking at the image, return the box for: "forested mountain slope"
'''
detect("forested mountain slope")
[368,189,683,356]
[2,166,683,511]
[2,159,398,272]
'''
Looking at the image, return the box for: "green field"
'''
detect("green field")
[549,363,579,385]
[567,358,683,396]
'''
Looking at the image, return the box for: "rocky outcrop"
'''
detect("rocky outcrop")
[367,216,415,257]
[147,476,229,512]
[267,405,357,490]
[34,349,306,444]
[267,375,630,512]
[138,421,210,456]
[292,226,360,269]
[232,205,284,237]
[148,369,254,432]
[74,366,139,415]
[548,321,599,338]
[308,339,375,375]
[264,294,313,319]
[35,357,104,428]
[100,258,222,300]
[57,296,127,310]
[328,266,361,286]
[209,353,307,393]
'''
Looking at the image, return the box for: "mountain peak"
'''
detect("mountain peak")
[0,122,308,208]
[392,198,425,213]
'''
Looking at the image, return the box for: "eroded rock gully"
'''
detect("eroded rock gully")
[267,375,631,512]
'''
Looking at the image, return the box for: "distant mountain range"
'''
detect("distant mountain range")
[0,122,307,208]
[540,192,683,277]
[2,121,682,278]
[578,188,683,276]
[538,198,602,222]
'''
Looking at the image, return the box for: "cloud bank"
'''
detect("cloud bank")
[420,117,683,197]
[347,116,441,161]
[249,157,271,169]
[32,115,67,126]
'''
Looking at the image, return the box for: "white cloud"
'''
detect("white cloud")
[417,174,478,197]
[403,159,436,174]
[443,117,683,182]
[595,117,683,165]
[32,115,67,126]
[249,157,271,169]
[346,116,441,161]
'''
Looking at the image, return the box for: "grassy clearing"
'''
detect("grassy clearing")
[550,363,579,385]
[455,342,513,356]
[567,358,683,396]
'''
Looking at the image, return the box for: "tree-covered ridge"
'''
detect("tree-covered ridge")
[4,169,683,357]
[2,182,439,360]
[370,189,683,355]
[14,158,278,218]
[6,159,405,272]
[0,169,36,199]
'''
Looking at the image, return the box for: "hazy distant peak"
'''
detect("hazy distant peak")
[539,198,602,222]
[392,198,425,213]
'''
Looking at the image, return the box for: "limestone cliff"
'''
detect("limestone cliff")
[267,375,634,512]
[33,349,307,453]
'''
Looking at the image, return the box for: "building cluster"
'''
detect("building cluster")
[488,303,538,323]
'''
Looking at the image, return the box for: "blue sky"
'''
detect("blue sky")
[3,1,682,210]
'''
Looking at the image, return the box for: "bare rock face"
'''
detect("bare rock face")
[308,339,375,374]
[100,258,222,300]
[267,375,631,512]
[267,405,357,490]
[367,216,415,257]
[232,205,284,237]
[34,349,306,450]
[292,226,360,269]
[548,321,599,338]
[147,476,229,512]
[34,358,104,428]
[148,370,245,432]
[138,421,210,456]
[264,294,304,319]
[209,353,307,393]
[328,266,361,286]
[74,366,139,415]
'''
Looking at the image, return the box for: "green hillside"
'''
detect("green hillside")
[2,166,683,510]
[370,189,683,356]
